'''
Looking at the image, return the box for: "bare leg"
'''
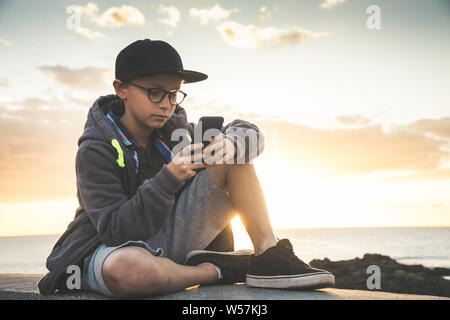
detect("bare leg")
[207,163,278,256]
[101,164,277,298]
[102,246,219,297]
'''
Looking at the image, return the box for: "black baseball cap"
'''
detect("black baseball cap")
[115,39,208,83]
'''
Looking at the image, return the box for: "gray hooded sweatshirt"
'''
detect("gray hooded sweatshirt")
[38,94,265,295]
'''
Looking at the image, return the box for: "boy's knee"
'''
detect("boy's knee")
[102,246,163,297]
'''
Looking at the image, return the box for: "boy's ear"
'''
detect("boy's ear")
[113,79,128,100]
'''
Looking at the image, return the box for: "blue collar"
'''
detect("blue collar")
[106,109,174,164]
[106,110,138,147]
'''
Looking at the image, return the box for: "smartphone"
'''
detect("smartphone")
[199,116,224,147]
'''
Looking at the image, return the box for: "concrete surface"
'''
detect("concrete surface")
[1,274,448,300]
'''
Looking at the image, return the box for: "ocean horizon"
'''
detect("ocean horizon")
[1,226,449,274]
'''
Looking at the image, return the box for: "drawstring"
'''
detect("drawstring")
[107,109,193,173]
[111,139,125,168]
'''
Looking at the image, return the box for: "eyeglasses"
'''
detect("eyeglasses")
[128,82,187,105]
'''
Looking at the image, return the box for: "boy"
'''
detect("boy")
[38,39,335,297]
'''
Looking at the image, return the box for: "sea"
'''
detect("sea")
[0,227,449,274]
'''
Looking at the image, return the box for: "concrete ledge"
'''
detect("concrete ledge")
[1,274,448,300]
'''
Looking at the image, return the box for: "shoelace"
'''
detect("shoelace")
[277,242,311,269]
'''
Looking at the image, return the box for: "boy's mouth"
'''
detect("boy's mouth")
[153,115,168,119]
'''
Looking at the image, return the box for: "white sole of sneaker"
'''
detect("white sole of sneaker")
[246,272,335,290]
[184,249,254,264]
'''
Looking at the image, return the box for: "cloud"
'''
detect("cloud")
[0,97,88,203]
[71,2,145,28]
[336,114,372,126]
[258,120,450,180]
[216,20,329,49]
[189,4,238,25]
[70,2,99,22]
[3,94,95,124]
[71,26,105,40]
[189,5,325,49]
[399,117,450,139]
[97,5,145,27]
[319,0,347,10]
[2,87,450,204]
[66,2,145,39]
[185,97,450,181]
[0,38,12,46]
[157,5,181,28]
[38,65,113,91]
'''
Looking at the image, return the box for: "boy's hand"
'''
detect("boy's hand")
[167,143,207,182]
[202,133,236,166]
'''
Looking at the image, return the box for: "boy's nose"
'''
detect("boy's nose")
[158,94,171,109]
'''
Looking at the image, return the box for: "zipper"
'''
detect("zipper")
[129,144,139,194]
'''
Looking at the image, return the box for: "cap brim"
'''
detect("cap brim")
[175,70,208,83]
[122,70,208,83]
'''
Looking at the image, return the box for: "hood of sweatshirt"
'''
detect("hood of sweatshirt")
[78,94,192,150]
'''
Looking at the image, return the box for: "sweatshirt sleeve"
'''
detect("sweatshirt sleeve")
[76,144,184,247]
[221,119,265,164]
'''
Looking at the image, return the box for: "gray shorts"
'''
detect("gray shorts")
[81,168,236,297]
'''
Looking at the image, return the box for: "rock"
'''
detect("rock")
[309,253,450,297]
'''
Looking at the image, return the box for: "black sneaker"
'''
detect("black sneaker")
[246,239,335,290]
[185,249,254,285]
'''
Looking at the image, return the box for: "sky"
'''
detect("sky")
[0,0,449,237]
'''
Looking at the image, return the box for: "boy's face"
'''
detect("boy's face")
[114,73,183,129]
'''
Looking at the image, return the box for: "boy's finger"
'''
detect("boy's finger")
[182,151,204,164]
[180,143,203,156]
[183,169,197,180]
[204,143,226,162]
[172,156,185,165]
[211,133,224,142]
[207,146,235,165]
[203,139,224,155]
[186,162,207,169]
